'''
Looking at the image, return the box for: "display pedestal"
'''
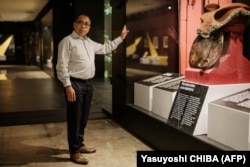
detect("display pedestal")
[208,89,250,150]
[152,79,183,119]
[134,73,184,111]
[167,81,250,136]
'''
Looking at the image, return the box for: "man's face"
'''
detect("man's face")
[73,15,91,37]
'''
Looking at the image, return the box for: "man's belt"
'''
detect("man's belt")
[70,77,92,82]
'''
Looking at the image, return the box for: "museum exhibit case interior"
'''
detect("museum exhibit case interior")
[111,0,250,150]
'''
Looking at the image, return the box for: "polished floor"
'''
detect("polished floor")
[0,65,152,167]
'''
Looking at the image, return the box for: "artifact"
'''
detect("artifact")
[189,3,250,69]
[189,32,223,69]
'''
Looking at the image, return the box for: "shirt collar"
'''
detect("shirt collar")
[71,31,88,40]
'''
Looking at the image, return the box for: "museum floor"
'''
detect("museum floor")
[0,65,152,167]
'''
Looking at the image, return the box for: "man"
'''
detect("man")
[56,14,129,165]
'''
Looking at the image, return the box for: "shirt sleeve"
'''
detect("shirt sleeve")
[92,36,123,54]
[56,38,72,87]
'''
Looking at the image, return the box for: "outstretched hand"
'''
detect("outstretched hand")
[120,25,129,40]
[167,26,177,41]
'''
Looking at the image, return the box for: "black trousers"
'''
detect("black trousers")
[65,77,93,154]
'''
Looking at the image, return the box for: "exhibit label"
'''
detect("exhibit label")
[167,81,208,134]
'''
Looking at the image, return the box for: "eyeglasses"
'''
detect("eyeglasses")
[75,21,91,27]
